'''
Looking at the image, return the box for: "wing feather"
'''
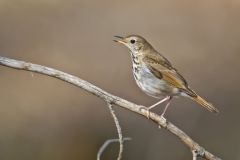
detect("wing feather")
[143,54,191,92]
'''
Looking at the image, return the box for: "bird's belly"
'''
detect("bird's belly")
[134,67,179,98]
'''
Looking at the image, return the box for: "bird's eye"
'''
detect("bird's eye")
[130,39,136,44]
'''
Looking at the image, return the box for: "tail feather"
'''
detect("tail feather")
[191,95,219,113]
[181,88,219,113]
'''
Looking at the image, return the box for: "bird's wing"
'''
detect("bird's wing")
[143,55,196,97]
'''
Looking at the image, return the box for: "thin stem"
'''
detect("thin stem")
[97,138,131,160]
[107,103,123,160]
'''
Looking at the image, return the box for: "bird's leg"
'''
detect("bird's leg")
[148,96,171,110]
[160,96,173,118]
[146,96,171,118]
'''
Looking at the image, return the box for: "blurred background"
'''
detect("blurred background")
[0,0,239,159]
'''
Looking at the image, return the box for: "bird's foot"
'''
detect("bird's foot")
[160,113,167,124]
[139,106,151,119]
[146,109,150,119]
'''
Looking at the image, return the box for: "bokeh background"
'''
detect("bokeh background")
[0,0,239,159]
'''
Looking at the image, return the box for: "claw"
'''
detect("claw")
[160,114,167,124]
[139,106,151,119]
[146,109,150,119]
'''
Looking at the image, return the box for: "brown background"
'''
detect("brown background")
[0,0,239,159]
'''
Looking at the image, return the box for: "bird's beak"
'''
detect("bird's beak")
[113,36,126,44]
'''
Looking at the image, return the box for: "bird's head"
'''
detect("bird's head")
[114,35,153,53]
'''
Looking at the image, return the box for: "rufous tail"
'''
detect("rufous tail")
[191,95,219,113]
[181,88,219,113]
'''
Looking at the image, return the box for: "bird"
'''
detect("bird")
[114,35,219,118]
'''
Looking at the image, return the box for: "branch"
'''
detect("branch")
[106,103,124,160]
[0,56,221,160]
[97,103,130,160]
[97,138,131,160]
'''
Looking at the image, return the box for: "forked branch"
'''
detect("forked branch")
[0,56,221,160]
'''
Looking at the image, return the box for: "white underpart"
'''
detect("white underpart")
[130,53,179,98]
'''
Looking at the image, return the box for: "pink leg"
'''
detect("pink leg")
[146,96,171,118]
[148,96,171,110]
[161,96,172,117]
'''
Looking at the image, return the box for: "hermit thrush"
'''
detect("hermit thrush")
[114,35,219,117]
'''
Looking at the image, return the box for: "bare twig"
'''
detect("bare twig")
[97,138,131,160]
[0,56,221,160]
[106,103,124,160]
